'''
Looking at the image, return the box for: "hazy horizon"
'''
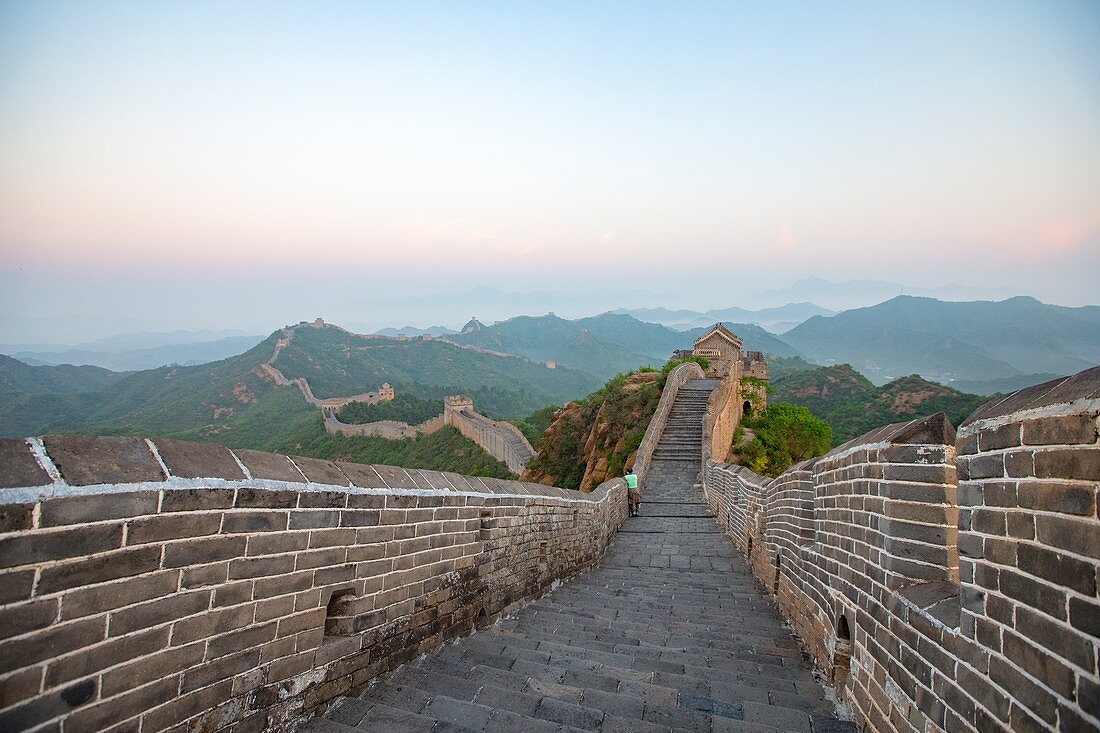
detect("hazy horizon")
[2,2,1098,343]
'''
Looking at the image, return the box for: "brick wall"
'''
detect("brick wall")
[634,361,705,491]
[702,365,1100,733]
[0,435,627,732]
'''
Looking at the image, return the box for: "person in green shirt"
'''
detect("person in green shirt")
[624,467,640,516]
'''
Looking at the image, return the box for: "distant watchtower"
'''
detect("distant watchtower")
[690,323,743,378]
[443,395,474,424]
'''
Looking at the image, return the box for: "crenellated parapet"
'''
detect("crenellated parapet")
[702,364,1100,733]
[0,435,627,732]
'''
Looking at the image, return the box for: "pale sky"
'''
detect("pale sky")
[1,1,1098,343]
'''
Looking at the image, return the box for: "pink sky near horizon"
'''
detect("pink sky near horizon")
[1,1,1098,333]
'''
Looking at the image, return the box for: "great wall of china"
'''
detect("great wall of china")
[260,322,537,475]
[0,325,1096,733]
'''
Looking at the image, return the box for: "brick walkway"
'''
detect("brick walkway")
[306,381,855,733]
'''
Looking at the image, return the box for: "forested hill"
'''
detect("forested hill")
[782,296,1098,389]
[772,364,988,443]
[275,324,599,417]
[446,312,803,381]
[0,353,128,394]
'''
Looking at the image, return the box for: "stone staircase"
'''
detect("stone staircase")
[304,379,855,733]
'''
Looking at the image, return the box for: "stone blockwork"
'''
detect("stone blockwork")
[632,361,705,491]
[701,365,1100,733]
[443,396,538,475]
[0,435,626,733]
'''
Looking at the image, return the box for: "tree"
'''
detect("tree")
[737,402,831,477]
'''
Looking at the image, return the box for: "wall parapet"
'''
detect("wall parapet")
[0,434,626,733]
[701,364,1100,733]
[633,361,705,491]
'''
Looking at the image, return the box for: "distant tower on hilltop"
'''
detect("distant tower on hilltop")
[378,383,395,401]
[313,318,325,327]
[460,317,484,334]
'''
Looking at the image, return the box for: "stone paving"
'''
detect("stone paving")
[305,380,855,733]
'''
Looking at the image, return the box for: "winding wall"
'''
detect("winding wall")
[0,435,626,733]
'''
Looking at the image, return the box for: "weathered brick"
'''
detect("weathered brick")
[60,570,180,620]
[180,649,259,693]
[999,570,1066,620]
[0,502,35,532]
[0,678,98,731]
[340,509,381,527]
[235,487,298,509]
[161,488,235,512]
[127,512,222,544]
[1033,448,1100,482]
[289,510,342,530]
[153,437,245,480]
[1068,597,1100,638]
[221,511,288,533]
[245,532,309,556]
[45,626,169,687]
[163,536,246,567]
[1015,607,1094,672]
[1001,630,1075,698]
[212,581,253,608]
[297,490,349,508]
[229,555,294,579]
[1017,544,1096,596]
[979,423,1022,451]
[291,456,349,486]
[0,524,122,569]
[1016,480,1096,516]
[0,569,35,604]
[0,599,58,641]
[37,545,160,595]
[0,666,44,711]
[1035,514,1100,560]
[142,678,234,733]
[171,603,255,645]
[206,621,277,660]
[63,676,177,732]
[234,449,304,482]
[100,641,205,696]
[1022,414,1098,446]
[43,435,164,486]
[346,494,386,509]
[40,491,158,527]
[108,590,211,636]
[0,438,51,488]
[0,616,105,674]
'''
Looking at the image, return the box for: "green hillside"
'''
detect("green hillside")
[782,296,1099,388]
[772,364,988,443]
[0,353,129,394]
[0,336,317,442]
[338,394,441,425]
[275,422,514,478]
[446,313,803,382]
[276,325,599,417]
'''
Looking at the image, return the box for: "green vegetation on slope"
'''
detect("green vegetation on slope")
[772,364,988,444]
[781,295,1100,388]
[0,336,304,442]
[510,404,559,445]
[275,326,600,418]
[735,403,832,477]
[523,369,662,491]
[338,394,441,425]
[275,422,514,478]
[0,354,128,394]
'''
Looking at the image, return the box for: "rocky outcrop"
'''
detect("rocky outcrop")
[522,371,662,491]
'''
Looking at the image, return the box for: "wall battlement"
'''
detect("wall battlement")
[0,435,626,732]
[701,365,1100,733]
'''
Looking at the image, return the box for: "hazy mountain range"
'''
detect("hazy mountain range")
[612,302,834,333]
[1,330,265,372]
